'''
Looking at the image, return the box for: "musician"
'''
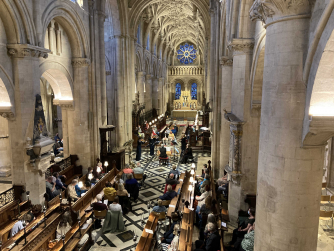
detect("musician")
[181,134,187,152]
[136,137,145,161]
[159,145,168,158]
[181,144,193,164]
[168,131,175,142]
[148,133,156,156]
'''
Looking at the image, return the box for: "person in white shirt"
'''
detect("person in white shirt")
[109,196,122,212]
[11,214,32,237]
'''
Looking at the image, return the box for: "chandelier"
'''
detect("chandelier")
[177,43,197,65]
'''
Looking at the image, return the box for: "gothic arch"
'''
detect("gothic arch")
[0,0,36,44]
[0,65,15,114]
[41,2,89,58]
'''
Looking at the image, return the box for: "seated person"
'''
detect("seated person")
[109,196,122,212]
[159,145,168,158]
[194,223,221,251]
[201,213,217,240]
[166,173,180,186]
[230,208,255,246]
[56,211,72,239]
[200,175,211,194]
[152,199,166,213]
[239,223,255,251]
[46,176,61,198]
[133,162,147,182]
[73,176,84,197]
[165,127,171,138]
[161,213,179,244]
[217,179,228,196]
[53,172,67,190]
[201,164,208,178]
[181,144,193,163]
[114,173,124,186]
[117,183,129,197]
[196,185,212,208]
[103,182,117,197]
[196,196,213,228]
[168,165,179,179]
[168,131,175,141]
[123,164,134,174]
[159,185,177,200]
[86,167,99,184]
[11,214,32,237]
[67,179,79,201]
[92,194,108,211]
[160,224,180,250]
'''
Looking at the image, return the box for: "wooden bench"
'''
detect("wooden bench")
[167,172,186,218]
[178,207,194,251]
[135,212,159,251]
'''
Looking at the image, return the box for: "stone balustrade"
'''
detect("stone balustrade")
[168,66,204,76]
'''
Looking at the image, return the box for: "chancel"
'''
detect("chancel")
[0,0,334,250]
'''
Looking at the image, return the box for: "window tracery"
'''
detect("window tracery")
[177,43,197,65]
[175,83,181,100]
[191,83,197,100]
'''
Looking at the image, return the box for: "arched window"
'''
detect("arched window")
[146,34,150,50]
[175,83,181,100]
[137,25,140,44]
[191,83,197,100]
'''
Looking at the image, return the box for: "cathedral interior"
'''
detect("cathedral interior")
[1,0,334,250]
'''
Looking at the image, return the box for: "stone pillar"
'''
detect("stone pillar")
[152,78,159,110]
[69,58,92,169]
[7,45,49,204]
[48,20,55,54]
[219,57,233,176]
[145,75,152,112]
[137,71,145,105]
[98,12,107,126]
[0,116,11,177]
[250,2,323,250]
[61,107,69,158]
[158,78,164,114]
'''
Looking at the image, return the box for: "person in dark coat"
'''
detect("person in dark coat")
[181,135,187,153]
[159,185,177,200]
[159,145,168,158]
[161,213,180,244]
[136,138,144,161]
[91,194,108,211]
[166,173,180,186]
[148,133,156,156]
[194,222,221,251]
[182,144,193,163]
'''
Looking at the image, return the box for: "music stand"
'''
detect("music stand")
[171,140,179,161]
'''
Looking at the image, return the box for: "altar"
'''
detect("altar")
[172,90,198,119]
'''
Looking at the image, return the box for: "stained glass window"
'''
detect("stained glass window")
[137,25,140,44]
[191,83,197,100]
[177,43,197,65]
[175,83,181,100]
[146,34,150,50]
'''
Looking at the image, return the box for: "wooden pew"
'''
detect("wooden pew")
[2,199,61,250]
[167,172,186,218]
[135,212,160,251]
[0,200,31,243]
[178,207,195,251]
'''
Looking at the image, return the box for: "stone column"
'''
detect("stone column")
[7,45,49,204]
[152,78,159,110]
[69,58,92,169]
[219,57,233,176]
[145,75,152,112]
[250,2,323,250]
[48,20,55,54]
[158,78,164,113]
[60,106,69,158]
[98,12,107,126]
[0,116,11,177]
[137,71,145,105]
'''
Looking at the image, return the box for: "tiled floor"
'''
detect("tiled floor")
[89,126,209,250]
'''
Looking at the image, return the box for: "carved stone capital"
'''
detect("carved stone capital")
[220,56,233,66]
[72,58,90,67]
[0,112,15,120]
[250,0,313,24]
[228,39,254,55]
[7,44,50,58]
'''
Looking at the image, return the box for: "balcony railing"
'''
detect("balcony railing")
[0,187,14,207]
[168,66,204,76]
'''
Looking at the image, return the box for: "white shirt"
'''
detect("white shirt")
[11,221,24,237]
[109,203,122,212]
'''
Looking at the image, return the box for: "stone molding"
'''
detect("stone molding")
[7,44,50,58]
[228,39,254,54]
[72,57,90,67]
[250,0,313,24]
[220,56,233,66]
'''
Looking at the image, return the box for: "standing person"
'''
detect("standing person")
[148,133,156,156]
[136,137,144,161]
[181,134,187,153]
[54,133,61,142]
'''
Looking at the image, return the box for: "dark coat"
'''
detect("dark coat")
[92,202,108,211]
[159,190,177,200]
[205,231,221,251]
[159,147,167,158]
[166,178,180,186]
